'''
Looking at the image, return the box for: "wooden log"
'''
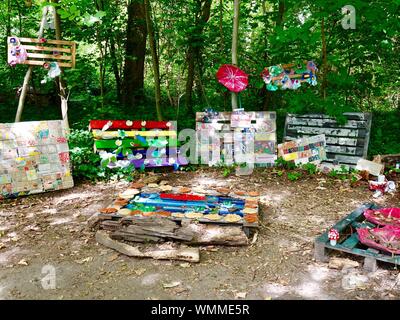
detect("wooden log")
[95,231,200,262]
[178,222,248,246]
[102,215,249,246]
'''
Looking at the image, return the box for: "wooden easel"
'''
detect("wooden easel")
[10,6,76,131]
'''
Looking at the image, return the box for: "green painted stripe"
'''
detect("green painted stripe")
[95,139,179,149]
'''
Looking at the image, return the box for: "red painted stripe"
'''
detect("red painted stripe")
[89,120,172,130]
[160,193,206,202]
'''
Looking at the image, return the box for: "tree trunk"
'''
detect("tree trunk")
[109,36,122,103]
[184,0,212,114]
[123,0,147,108]
[144,0,162,121]
[52,0,70,132]
[231,0,240,110]
[321,17,328,99]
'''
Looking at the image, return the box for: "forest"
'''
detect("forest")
[0,0,399,180]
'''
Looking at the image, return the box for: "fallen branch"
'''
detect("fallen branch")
[95,230,200,263]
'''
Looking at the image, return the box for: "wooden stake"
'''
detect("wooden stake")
[15,6,49,122]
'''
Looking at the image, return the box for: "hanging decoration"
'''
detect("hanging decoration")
[262,60,318,91]
[41,62,61,84]
[7,37,28,67]
[216,64,249,93]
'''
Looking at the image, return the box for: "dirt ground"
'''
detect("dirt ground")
[0,168,400,300]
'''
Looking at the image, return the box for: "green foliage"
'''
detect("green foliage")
[275,157,297,170]
[302,163,318,175]
[287,171,302,181]
[67,129,102,181]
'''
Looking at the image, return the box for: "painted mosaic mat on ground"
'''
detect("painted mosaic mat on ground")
[98,187,260,228]
[0,120,73,199]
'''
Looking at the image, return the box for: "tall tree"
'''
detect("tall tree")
[144,0,162,120]
[231,0,239,110]
[184,0,212,115]
[123,0,147,108]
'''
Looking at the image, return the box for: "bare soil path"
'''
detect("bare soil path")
[0,168,399,300]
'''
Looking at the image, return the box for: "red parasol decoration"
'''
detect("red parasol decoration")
[216,64,249,93]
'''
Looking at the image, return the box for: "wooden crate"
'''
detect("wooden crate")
[195,111,277,167]
[89,120,188,169]
[314,203,400,271]
[8,37,76,68]
[284,113,372,167]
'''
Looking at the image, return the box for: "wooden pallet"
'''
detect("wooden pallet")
[284,113,372,167]
[314,203,400,271]
[195,111,277,167]
[89,120,188,169]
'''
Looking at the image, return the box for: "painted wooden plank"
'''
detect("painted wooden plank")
[18,37,74,46]
[285,135,365,147]
[23,45,71,53]
[286,117,368,129]
[341,233,359,249]
[195,111,276,122]
[92,129,177,139]
[286,125,367,138]
[21,60,72,68]
[89,120,172,130]
[95,138,179,149]
[325,145,365,156]
[27,52,72,61]
[324,243,400,265]
[289,113,371,121]
[325,153,363,165]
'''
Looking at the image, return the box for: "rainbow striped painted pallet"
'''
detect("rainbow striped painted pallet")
[89,120,188,169]
[314,203,400,271]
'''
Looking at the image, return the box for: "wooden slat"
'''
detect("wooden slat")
[286,125,366,138]
[325,145,365,156]
[95,138,179,149]
[286,117,368,129]
[325,153,363,165]
[21,60,72,68]
[341,233,359,249]
[195,111,276,122]
[92,129,177,139]
[71,42,76,68]
[89,120,173,130]
[290,113,371,121]
[18,37,74,46]
[27,52,72,61]
[23,45,71,53]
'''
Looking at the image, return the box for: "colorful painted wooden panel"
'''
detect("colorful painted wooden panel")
[100,191,259,227]
[0,120,74,199]
[277,134,327,165]
[283,113,372,167]
[195,111,277,167]
[89,120,188,169]
[7,36,76,68]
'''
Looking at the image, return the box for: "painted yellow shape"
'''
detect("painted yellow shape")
[283,153,298,161]
[92,130,177,139]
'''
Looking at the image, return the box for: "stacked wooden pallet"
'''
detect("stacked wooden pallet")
[284,113,372,167]
[89,120,188,169]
